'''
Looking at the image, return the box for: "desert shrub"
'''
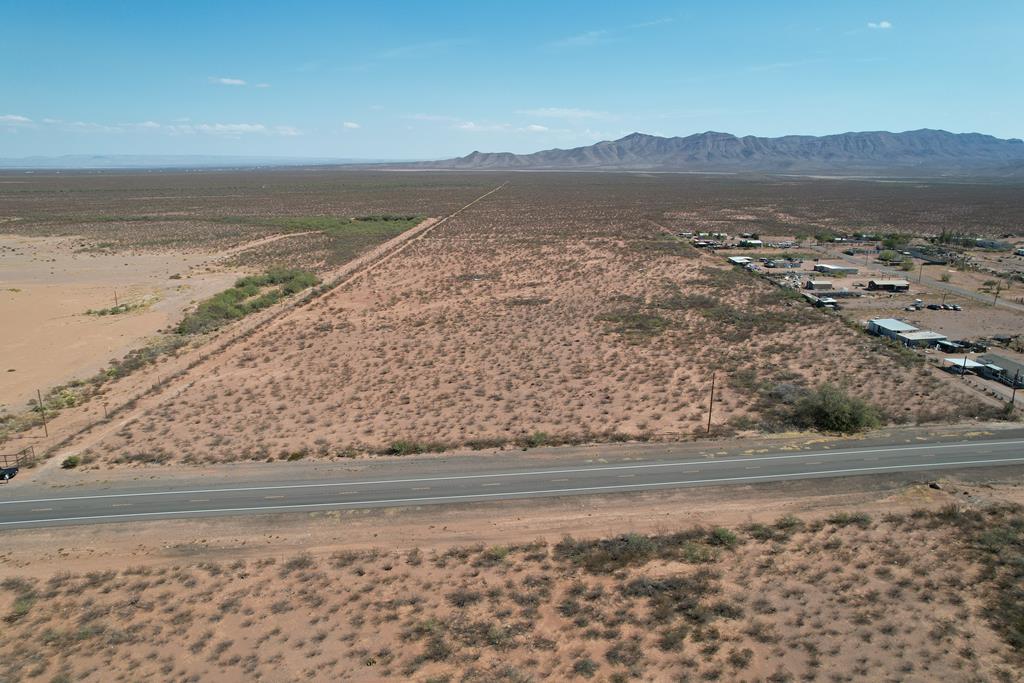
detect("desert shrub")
[605,638,643,666]
[176,268,319,334]
[516,432,549,448]
[707,527,738,548]
[573,657,599,677]
[279,553,315,577]
[728,648,754,669]
[657,624,689,651]
[555,529,726,573]
[384,440,448,456]
[447,588,482,608]
[826,512,872,528]
[597,310,669,337]
[4,592,35,623]
[61,456,80,469]
[790,383,882,433]
[423,635,451,662]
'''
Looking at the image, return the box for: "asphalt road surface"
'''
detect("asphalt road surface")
[2,436,1023,528]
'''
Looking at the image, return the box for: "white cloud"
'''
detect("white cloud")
[747,58,824,73]
[1,114,32,124]
[548,17,669,49]
[342,121,361,129]
[21,117,299,137]
[68,121,124,133]
[255,83,271,88]
[376,39,468,60]
[456,121,511,132]
[548,29,611,48]
[525,124,549,132]
[518,107,610,120]
[210,77,247,86]
[629,17,674,29]
[867,20,893,29]
[194,122,265,134]
[406,113,462,122]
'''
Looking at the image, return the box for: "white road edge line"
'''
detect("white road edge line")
[3,455,1024,527]
[4,438,1023,507]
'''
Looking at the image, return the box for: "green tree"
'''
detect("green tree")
[791,383,882,434]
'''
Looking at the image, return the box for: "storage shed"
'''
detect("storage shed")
[814,264,859,275]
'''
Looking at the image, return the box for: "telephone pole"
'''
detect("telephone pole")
[36,388,48,437]
[706,371,716,434]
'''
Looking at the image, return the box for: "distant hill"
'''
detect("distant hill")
[419,129,1024,176]
[0,155,399,170]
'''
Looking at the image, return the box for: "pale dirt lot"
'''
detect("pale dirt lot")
[64,183,995,467]
[2,475,1023,682]
[0,234,241,413]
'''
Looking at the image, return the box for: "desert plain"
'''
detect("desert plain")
[1,168,1023,682]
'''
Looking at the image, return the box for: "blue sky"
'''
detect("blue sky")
[2,1,1021,158]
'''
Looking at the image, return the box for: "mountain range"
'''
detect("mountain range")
[419,129,1024,176]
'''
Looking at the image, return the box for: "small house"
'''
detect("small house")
[805,280,834,291]
[867,279,911,292]
[738,239,764,248]
[727,256,753,265]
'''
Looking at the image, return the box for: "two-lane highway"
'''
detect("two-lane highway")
[2,437,1023,528]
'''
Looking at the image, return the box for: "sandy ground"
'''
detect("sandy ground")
[0,234,239,412]
[2,472,1023,681]
[48,182,995,467]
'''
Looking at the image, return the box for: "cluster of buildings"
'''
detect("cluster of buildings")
[941,353,1024,387]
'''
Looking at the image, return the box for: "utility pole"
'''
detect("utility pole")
[961,356,969,379]
[993,284,1000,307]
[918,261,924,284]
[114,289,118,307]
[706,371,716,434]
[1012,370,1020,406]
[36,388,48,437]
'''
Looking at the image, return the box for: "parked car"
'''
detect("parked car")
[951,304,962,311]
[1,466,18,482]
[927,304,942,310]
